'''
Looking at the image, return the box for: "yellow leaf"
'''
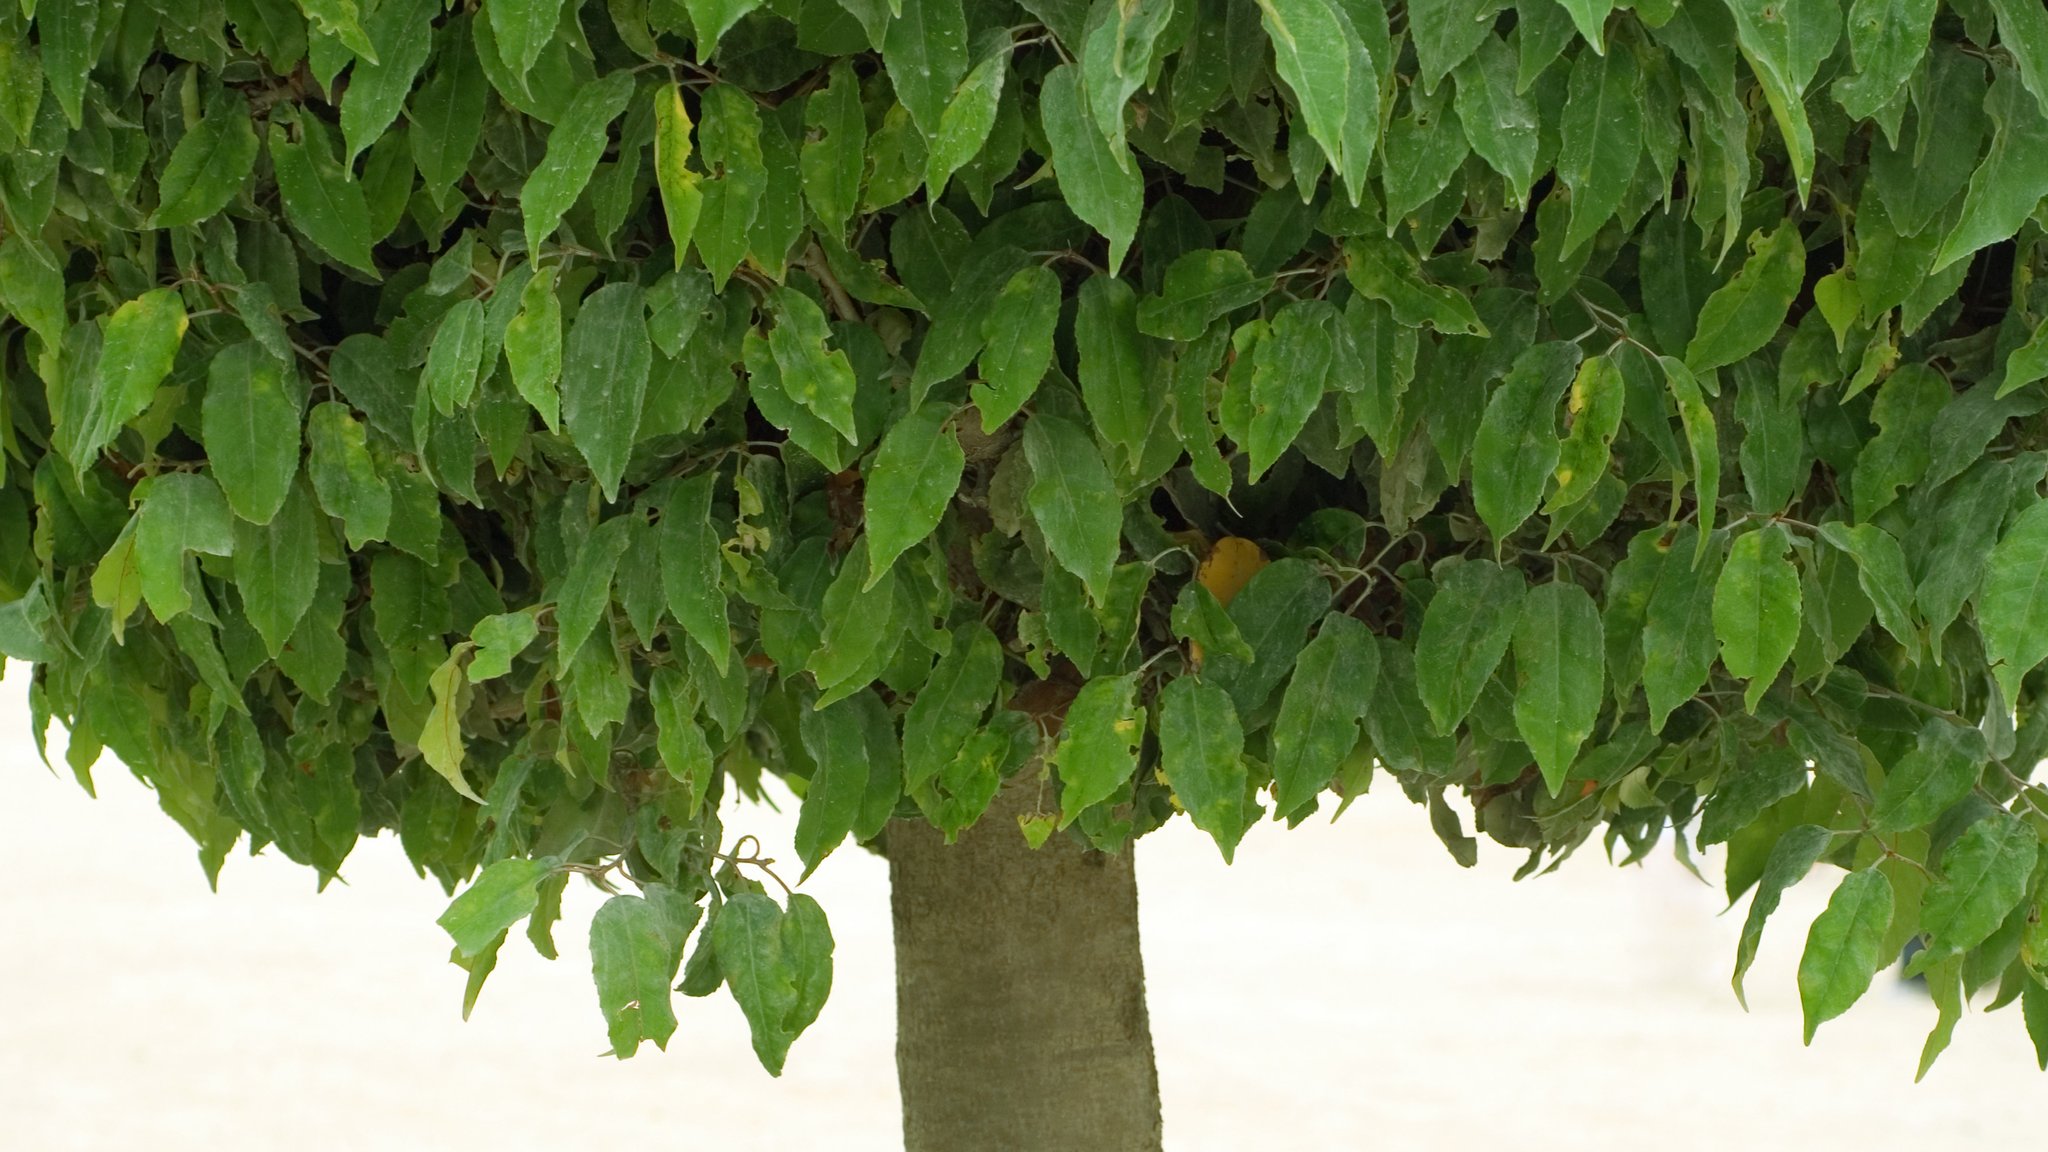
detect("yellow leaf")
[1189,536,1268,662]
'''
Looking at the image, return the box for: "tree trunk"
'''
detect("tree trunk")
[887,780,1163,1151]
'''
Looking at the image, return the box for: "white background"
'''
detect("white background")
[1,670,2040,1149]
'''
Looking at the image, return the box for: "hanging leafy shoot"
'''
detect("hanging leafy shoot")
[2,0,2047,1087]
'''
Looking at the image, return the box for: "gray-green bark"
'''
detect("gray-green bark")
[887,780,1163,1151]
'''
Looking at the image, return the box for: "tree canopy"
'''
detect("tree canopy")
[1,0,2047,1080]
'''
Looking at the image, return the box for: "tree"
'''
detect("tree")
[3,0,2048,1143]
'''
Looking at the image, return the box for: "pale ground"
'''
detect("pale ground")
[1,670,2039,1150]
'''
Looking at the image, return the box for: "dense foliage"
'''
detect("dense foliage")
[3,0,2048,1078]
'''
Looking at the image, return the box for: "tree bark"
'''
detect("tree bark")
[887,779,1163,1151]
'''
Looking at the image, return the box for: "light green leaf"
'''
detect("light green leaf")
[1798,866,1893,1043]
[1660,356,1721,562]
[1270,613,1379,818]
[974,264,1061,428]
[1023,413,1123,603]
[1544,353,1625,518]
[1977,498,2048,705]
[1732,824,1833,1007]
[503,265,563,431]
[1685,224,1806,373]
[1415,559,1526,735]
[685,0,765,57]
[136,473,236,624]
[420,649,480,801]
[1935,66,2048,272]
[440,857,553,958]
[469,611,540,680]
[68,289,188,474]
[1556,44,1642,255]
[1052,672,1143,828]
[152,92,261,229]
[560,282,651,502]
[1039,63,1142,273]
[863,401,965,587]
[1712,524,1801,711]
[1472,340,1579,544]
[521,71,636,260]
[653,83,705,267]
[767,287,859,444]
[202,344,302,526]
[1513,580,1604,795]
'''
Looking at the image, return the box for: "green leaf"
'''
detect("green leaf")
[152,92,261,229]
[202,344,303,526]
[1798,866,1893,1043]
[1408,0,1504,91]
[521,71,636,260]
[305,402,391,548]
[1023,414,1123,603]
[796,693,874,878]
[440,857,553,958]
[1555,44,1642,255]
[1270,613,1379,818]
[1241,299,1334,481]
[1039,63,1142,273]
[553,518,634,672]
[2024,976,2048,1071]
[974,264,1062,428]
[653,84,705,267]
[136,473,236,623]
[503,266,564,431]
[1641,523,1724,733]
[1851,363,1947,523]
[1724,0,1842,202]
[801,58,866,235]
[1254,0,1364,191]
[1074,273,1155,467]
[903,620,1002,791]
[1732,824,1833,1007]
[806,539,904,703]
[39,0,100,127]
[1734,369,1806,515]
[1934,66,2048,273]
[883,0,971,135]
[1415,559,1526,735]
[1137,250,1270,341]
[1544,353,1625,518]
[409,17,490,204]
[1452,35,1539,205]
[1699,745,1809,847]
[1341,236,1486,335]
[715,892,798,1074]
[590,894,684,1057]
[424,297,487,416]
[863,402,965,587]
[1685,224,1806,373]
[659,472,731,672]
[1472,340,1579,544]
[685,0,765,57]
[469,611,540,680]
[1978,498,2048,704]
[767,287,859,444]
[68,289,188,474]
[1817,521,1919,660]
[779,893,835,1041]
[1554,0,1612,49]
[1170,580,1254,665]
[341,0,435,165]
[1512,580,1604,795]
[929,44,1009,198]
[560,282,652,502]
[1660,356,1721,561]
[1082,0,1173,160]
[1920,811,2039,956]
[269,122,378,274]
[234,482,322,658]
[695,85,767,289]
[1831,0,1937,121]
[1051,672,1143,828]
[420,649,480,800]
[650,668,714,814]
[1158,676,1249,861]
[1870,718,1988,833]
[486,0,565,82]
[1989,0,2048,120]
[1712,524,1802,711]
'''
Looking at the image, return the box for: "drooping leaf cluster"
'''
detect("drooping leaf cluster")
[2,0,2048,1076]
